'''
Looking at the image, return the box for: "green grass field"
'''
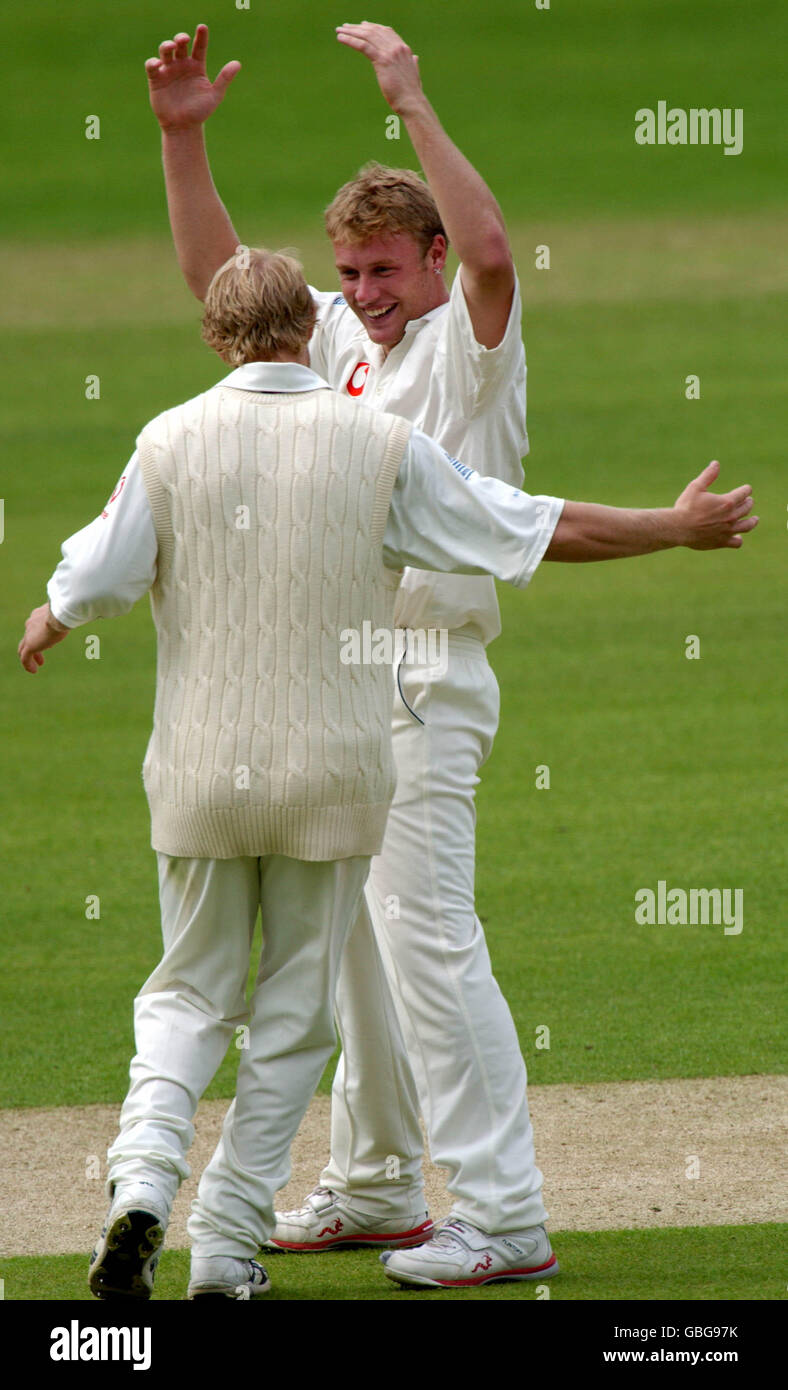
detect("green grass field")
[2,1226,783,1302]
[1,0,785,1303]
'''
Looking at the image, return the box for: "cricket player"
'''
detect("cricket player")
[138,23,759,1290]
[19,248,755,1300]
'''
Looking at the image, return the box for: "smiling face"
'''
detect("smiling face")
[332,231,448,353]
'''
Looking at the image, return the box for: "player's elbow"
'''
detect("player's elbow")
[461,213,513,278]
[180,249,232,302]
[183,266,211,302]
[544,508,592,563]
[472,238,514,284]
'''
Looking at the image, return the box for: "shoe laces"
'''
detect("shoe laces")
[429,1219,476,1251]
[280,1185,335,1219]
[306,1186,335,1210]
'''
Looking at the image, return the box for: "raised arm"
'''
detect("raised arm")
[145,25,242,299]
[336,22,514,348]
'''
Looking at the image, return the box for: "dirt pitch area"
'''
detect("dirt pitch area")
[0,1075,784,1256]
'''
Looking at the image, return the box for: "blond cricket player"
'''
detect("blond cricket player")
[21,21,757,1294]
[19,243,756,1298]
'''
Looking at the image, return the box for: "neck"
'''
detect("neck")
[380,280,449,360]
[241,349,310,367]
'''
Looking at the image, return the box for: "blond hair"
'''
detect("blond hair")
[201,247,316,365]
[324,162,447,254]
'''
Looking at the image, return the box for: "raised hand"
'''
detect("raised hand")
[673,461,758,549]
[145,24,241,132]
[335,22,424,116]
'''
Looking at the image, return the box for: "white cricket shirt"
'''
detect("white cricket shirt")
[307,266,529,642]
[47,364,563,629]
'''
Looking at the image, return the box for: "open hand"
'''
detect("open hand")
[336,22,424,116]
[145,24,240,132]
[673,461,758,549]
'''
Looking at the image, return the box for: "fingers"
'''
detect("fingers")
[214,60,242,95]
[17,644,41,673]
[147,27,212,80]
[153,29,202,68]
[730,498,753,523]
[723,514,759,547]
[727,483,753,508]
[718,491,755,529]
[336,32,371,53]
[337,22,398,38]
[690,459,720,491]
[336,21,403,54]
[192,23,209,65]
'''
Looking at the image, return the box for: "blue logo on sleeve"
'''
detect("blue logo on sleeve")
[445,451,475,481]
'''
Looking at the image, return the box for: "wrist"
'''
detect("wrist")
[160,121,207,141]
[658,507,690,549]
[398,92,435,125]
[45,604,69,634]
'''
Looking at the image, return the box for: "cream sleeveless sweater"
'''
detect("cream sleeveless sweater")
[137,384,411,860]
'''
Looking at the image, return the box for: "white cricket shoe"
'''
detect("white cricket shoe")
[89,1181,169,1301]
[188,1256,271,1300]
[267,1186,434,1252]
[380,1218,559,1288]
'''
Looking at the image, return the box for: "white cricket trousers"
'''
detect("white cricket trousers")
[321,635,548,1233]
[107,851,370,1259]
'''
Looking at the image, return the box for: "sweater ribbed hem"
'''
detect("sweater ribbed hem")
[149,800,392,862]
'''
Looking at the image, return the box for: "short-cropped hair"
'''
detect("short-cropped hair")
[324,162,447,255]
[202,247,317,365]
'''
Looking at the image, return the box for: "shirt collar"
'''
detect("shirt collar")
[220,362,331,393]
[356,298,451,365]
[403,299,450,335]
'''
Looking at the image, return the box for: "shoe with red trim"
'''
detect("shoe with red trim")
[380,1218,559,1288]
[266,1186,434,1252]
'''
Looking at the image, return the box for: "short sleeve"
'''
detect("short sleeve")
[384,429,563,589]
[307,285,349,382]
[437,267,526,418]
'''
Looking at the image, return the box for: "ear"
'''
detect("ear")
[428,233,448,274]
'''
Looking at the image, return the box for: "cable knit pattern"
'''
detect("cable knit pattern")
[137,386,410,860]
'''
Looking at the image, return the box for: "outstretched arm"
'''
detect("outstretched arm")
[545,461,757,560]
[386,440,758,583]
[145,25,242,299]
[336,22,514,348]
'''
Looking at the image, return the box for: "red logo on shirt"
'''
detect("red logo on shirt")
[346,361,370,397]
[102,474,126,519]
